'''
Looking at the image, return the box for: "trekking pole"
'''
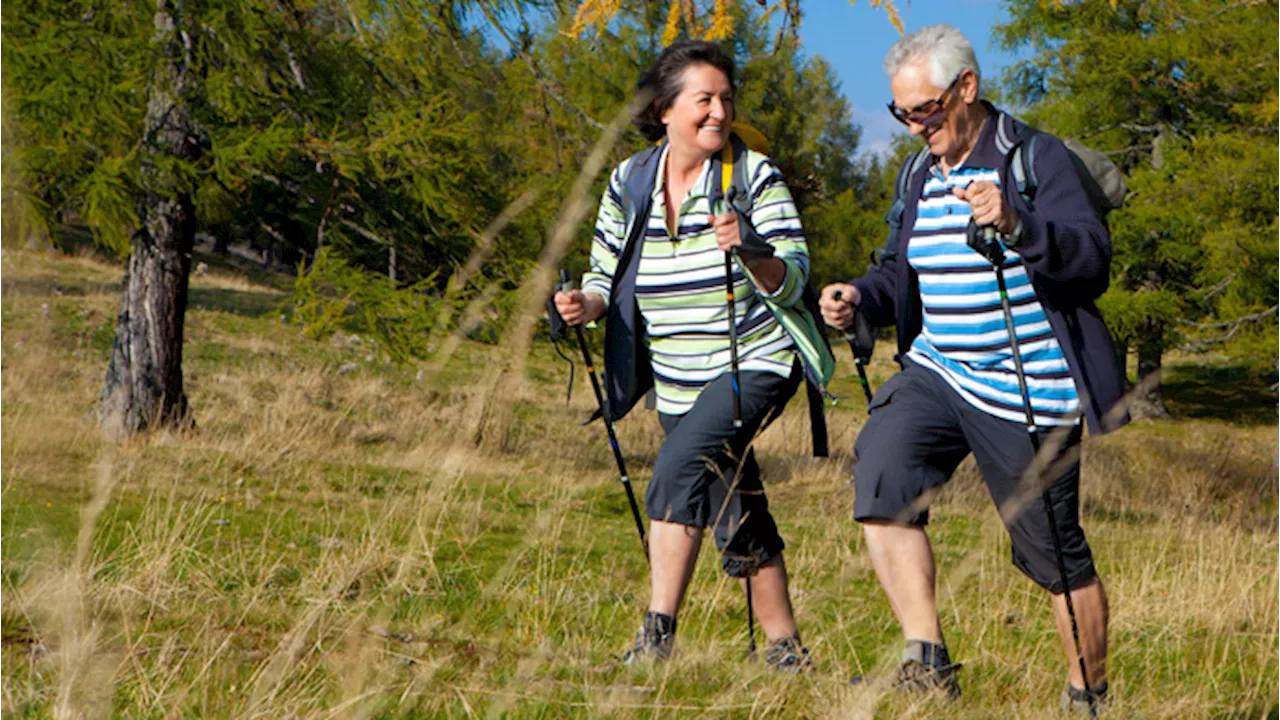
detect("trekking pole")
[719,199,755,654]
[966,221,1093,702]
[832,290,874,406]
[724,251,743,429]
[721,245,747,650]
[558,271,649,562]
[745,563,756,656]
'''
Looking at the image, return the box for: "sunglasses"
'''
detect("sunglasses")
[887,72,964,127]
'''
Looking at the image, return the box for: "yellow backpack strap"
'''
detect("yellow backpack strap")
[720,140,735,200]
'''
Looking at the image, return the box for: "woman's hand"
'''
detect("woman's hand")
[711,212,740,253]
[819,283,859,330]
[553,289,606,326]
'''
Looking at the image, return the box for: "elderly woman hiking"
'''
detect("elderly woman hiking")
[554,40,828,670]
[820,25,1123,714]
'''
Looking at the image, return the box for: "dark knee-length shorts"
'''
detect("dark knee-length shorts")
[647,363,801,578]
[852,360,1098,593]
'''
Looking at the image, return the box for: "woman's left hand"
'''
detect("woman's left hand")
[711,212,740,253]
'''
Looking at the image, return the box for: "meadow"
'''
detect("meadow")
[2,247,1276,719]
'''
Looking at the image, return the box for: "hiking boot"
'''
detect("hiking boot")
[887,658,962,697]
[622,611,676,665]
[763,635,812,673]
[850,640,961,698]
[1060,681,1109,716]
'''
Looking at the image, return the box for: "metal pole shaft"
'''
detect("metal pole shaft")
[833,290,874,406]
[725,252,743,428]
[993,262,1091,697]
[572,318,648,560]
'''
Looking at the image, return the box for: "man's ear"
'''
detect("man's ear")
[962,69,981,104]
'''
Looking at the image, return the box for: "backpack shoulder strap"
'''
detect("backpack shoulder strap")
[1010,132,1041,209]
[878,148,930,264]
[619,143,664,256]
[999,111,1040,209]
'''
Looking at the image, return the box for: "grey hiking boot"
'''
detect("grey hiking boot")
[1060,681,1109,716]
[763,635,812,673]
[851,640,961,698]
[622,611,676,665]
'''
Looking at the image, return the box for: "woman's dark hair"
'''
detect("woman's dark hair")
[633,41,736,142]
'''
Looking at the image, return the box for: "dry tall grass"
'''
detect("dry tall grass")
[2,247,1276,719]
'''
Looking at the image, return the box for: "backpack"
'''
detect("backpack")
[617,129,835,456]
[880,113,1126,263]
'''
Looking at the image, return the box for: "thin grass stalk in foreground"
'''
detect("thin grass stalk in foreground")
[428,188,540,370]
[475,88,652,449]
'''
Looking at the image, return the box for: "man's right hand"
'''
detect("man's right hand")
[819,283,859,330]
[553,289,605,326]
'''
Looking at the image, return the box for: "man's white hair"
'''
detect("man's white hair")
[883,24,981,91]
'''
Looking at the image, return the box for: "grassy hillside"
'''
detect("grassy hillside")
[2,249,1276,719]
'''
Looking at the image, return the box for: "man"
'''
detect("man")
[820,24,1125,714]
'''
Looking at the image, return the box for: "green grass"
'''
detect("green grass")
[2,249,1277,718]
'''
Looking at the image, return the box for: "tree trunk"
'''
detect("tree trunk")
[98,0,201,438]
[1129,320,1172,420]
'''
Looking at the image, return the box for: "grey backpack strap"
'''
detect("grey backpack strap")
[878,148,930,264]
[1010,132,1041,209]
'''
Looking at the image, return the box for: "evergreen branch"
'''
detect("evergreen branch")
[1102,143,1155,157]
[477,0,607,131]
[1177,304,1278,352]
[282,39,307,91]
[339,218,389,246]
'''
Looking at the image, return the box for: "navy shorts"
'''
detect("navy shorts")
[648,362,801,578]
[852,360,1098,593]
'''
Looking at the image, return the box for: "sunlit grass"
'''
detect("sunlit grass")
[2,248,1276,718]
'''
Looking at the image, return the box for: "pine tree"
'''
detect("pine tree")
[997,0,1279,416]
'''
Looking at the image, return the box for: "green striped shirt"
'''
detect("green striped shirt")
[583,146,808,416]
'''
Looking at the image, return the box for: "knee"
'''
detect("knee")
[1009,525,1097,593]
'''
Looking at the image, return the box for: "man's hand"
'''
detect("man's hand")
[819,283,859,330]
[954,181,1017,235]
[553,290,605,326]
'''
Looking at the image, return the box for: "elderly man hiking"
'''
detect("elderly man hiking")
[820,25,1126,714]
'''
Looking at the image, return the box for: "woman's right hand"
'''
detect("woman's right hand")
[554,290,606,326]
[819,283,859,330]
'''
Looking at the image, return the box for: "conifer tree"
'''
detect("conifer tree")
[997,0,1278,416]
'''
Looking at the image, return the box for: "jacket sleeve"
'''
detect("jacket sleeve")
[581,162,630,305]
[850,251,899,328]
[1010,135,1112,299]
[747,156,807,309]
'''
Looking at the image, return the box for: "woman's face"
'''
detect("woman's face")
[661,63,734,158]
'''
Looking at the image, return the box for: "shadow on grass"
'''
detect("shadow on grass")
[187,287,284,318]
[1163,362,1278,426]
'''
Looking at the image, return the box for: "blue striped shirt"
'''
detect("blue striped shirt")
[905,159,1081,427]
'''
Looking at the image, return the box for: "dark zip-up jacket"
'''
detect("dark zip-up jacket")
[852,110,1129,435]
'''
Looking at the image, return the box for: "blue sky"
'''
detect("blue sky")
[798,1,1027,156]
[474,2,1028,158]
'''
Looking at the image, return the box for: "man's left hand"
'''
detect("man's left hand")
[954,181,1018,235]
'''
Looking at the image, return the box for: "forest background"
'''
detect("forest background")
[2,0,1277,718]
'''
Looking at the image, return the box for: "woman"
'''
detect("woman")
[554,41,814,670]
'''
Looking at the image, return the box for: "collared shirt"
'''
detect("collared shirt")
[904,117,1081,427]
[583,145,806,416]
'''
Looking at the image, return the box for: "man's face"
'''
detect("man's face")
[889,61,971,158]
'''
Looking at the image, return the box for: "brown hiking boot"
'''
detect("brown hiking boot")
[888,658,961,697]
[763,635,813,673]
[621,611,676,665]
[1060,682,1109,716]
[851,640,961,698]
